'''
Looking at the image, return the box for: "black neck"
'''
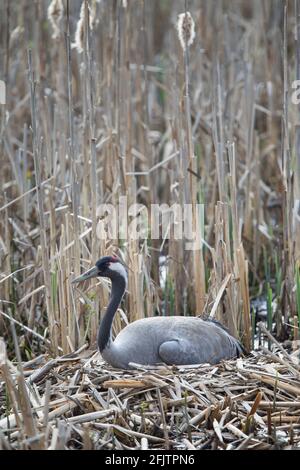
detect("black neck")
[98,274,126,352]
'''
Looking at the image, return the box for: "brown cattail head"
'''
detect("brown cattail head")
[73,0,98,53]
[47,0,64,39]
[177,11,195,51]
[73,3,85,53]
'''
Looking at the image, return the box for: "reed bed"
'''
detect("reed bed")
[0,0,300,451]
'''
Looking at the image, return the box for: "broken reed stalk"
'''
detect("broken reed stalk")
[296,0,300,196]
[296,265,300,339]
[228,142,242,336]
[66,0,81,349]
[266,282,273,349]
[295,2,300,282]
[83,0,100,343]
[237,244,251,352]
[27,50,57,354]
[177,9,205,314]
[3,322,42,449]
[283,1,296,323]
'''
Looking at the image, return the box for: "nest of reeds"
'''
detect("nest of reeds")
[1,341,300,450]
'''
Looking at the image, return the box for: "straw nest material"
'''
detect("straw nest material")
[0,341,300,450]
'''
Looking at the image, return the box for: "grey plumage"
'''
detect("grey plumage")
[101,316,243,369]
[72,256,244,369]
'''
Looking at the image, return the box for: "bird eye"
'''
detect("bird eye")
[98,263,108,272]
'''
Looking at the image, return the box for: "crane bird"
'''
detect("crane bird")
[72,256,244,369]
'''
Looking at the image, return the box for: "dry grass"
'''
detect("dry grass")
[0,0,300,450]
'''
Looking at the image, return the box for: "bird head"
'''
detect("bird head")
[71,256,128,285]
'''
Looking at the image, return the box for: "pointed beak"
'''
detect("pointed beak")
[71,266,99,284]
